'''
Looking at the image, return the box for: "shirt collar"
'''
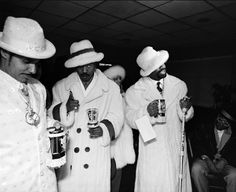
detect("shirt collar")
[214,126,232,135]
[149,77,164,87]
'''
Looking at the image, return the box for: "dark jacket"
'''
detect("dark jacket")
[190,121,236,167]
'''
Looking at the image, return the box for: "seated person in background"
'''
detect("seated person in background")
[191,105,236,192]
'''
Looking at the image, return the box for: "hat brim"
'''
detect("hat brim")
[0,32,56,59]
[140,51,169,77]
[65,52,104,68]
[221,110,236,122]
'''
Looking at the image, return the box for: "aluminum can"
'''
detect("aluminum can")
[157,99,166,124]
[48,127,66,159]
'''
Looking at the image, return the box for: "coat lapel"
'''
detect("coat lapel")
[162,75,176,110]
[218,128,232,152]
[208,124,217,154]
[142,77,161,100]
[65,70,108,105]
[133,75,176,110]
[84,69,108,104]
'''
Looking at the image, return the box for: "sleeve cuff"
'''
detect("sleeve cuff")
[52,103,62,121]
[100,119,115,146]
[59,102,75,127]
[101,119,115,141]
[185,106,194,122]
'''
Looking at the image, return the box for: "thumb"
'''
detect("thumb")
[69,91,75,100]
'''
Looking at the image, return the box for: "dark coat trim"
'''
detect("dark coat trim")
[52,103,62,121]
[101,119,115,141]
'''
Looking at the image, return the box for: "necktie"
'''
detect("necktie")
[157,82,163,94]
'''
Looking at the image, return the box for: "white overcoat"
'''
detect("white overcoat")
[0,70,58,192]
[49,69,124,192]
[110,95,136,169]
[125,74,194,192]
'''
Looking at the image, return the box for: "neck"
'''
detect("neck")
[82,78,93,89]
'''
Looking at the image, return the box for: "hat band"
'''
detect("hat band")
[221,110,236,122]
[69,48,95,59]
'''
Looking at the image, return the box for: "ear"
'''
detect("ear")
[0,49,10,60]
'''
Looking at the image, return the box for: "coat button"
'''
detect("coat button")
[76,128,81,133]
[84,164,89,169]
[74,147,80,153]
[85,147,90,152]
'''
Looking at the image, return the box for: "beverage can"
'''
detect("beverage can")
[156,99,166,124]
[48,125,66,168]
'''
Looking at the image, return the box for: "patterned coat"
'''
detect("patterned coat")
[0,70,58,192]
[49,69,124,192]
[125,74,194,192]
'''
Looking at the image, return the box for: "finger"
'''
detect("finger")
[90,134,99,139]
[89,129,98,135]
[89,129,101,136]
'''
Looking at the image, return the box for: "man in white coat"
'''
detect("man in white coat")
[49,40,124,192]
[0,16,58,192]
[125,46,194,192]
[104,65,136,192]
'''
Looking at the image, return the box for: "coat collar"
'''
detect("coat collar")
[133,74,182,109]
[65,69,109,104]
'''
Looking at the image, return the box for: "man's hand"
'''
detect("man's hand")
[66,91,79,113]
[201,155,218,173]
[147,100,159,117]
[88,126,103,139]
[214,157,228,172]
[179,96,192,113]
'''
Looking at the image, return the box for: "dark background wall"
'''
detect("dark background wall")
[40,41,236,108]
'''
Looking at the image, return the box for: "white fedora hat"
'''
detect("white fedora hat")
[0,16,56,59]
[137,46,169,77]
[65,39,104,68]
[104,65,126,81]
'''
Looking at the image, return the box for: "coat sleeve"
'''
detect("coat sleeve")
[221,136,236,167]
[125,85,150,129]
[48,81,75,127]
[176,81,194,122]
[100,82,124,146]
[190,123,215,160]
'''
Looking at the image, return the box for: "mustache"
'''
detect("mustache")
[81,73,89,77]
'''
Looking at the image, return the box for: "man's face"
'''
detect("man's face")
[112,76,122,87]
[149,63,167,81]
[1,51,39,83]
[215,114,231,130]
[76,62,96,83]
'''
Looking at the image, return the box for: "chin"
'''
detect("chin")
[82,78,90,83]
[21,79,28,84]
[159,74,166,79]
